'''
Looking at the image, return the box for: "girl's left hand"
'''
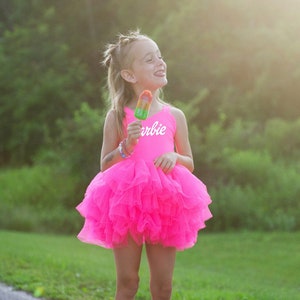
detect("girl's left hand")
[154,152,177,174]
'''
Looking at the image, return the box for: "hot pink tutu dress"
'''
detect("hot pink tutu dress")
[76,106,212,250]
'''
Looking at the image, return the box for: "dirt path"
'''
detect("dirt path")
[0,283,42,300]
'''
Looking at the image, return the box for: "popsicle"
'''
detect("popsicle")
[134,90,153,120]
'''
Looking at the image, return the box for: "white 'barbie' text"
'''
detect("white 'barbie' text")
[141,121,167,136]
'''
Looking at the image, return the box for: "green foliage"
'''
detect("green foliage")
[263,118,300,161]
[0,102,105,234]
[0,2,95,164]
[156,0,300,124]
[209,184,258,231]
[35,102,104,184]
[1,0,300,233]
[1,0,300,166]
[0,165,82,234]
[198,117,300,178]
[195,116,300,231]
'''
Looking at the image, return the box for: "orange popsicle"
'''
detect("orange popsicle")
[134,90,153,120]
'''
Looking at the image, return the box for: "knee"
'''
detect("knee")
[150,280,173,300]
[116,274,139,298]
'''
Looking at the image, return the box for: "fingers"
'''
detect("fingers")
[127,120,142,146]
[154,153,177,174]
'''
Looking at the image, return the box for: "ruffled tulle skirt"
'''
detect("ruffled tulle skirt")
[76,159,212,250]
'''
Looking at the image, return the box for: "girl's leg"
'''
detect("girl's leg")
[145,243,176,300]
[113,236,143,300]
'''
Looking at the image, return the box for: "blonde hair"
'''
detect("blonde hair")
[102,29,150,138]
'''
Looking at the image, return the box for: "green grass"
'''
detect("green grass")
[0,230,299,300]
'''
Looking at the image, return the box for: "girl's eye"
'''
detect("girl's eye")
[145,54,163,63]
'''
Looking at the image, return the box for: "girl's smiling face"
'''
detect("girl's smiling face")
[122,38,167,92]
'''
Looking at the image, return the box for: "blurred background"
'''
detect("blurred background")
[1,0,299,235]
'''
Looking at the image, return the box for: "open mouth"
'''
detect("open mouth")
[154,70,166,77]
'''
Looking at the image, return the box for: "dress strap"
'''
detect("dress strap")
[162,105,171,113]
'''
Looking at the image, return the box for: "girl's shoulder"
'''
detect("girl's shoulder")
[105,108,117,122]
[168,105,187,123]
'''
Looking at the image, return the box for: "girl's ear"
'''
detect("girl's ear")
[120,69,137,83]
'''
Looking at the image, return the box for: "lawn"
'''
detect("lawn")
[0,230,299,300]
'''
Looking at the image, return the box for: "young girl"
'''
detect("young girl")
[76,30,212,300]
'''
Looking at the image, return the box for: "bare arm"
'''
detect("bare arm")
[173,107,194,172]
[154,107,194,173]
[100,110,122,171]
[100,110,142,171]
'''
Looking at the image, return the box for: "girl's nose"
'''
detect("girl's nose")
[156,57,165,66]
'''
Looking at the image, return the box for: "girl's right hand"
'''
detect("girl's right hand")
[126,120,142,150]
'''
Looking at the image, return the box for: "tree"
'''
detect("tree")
[0,3,95,164]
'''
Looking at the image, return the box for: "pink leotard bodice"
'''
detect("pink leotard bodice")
[123,106,175,161]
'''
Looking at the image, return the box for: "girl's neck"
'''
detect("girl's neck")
[127,96,163,113]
